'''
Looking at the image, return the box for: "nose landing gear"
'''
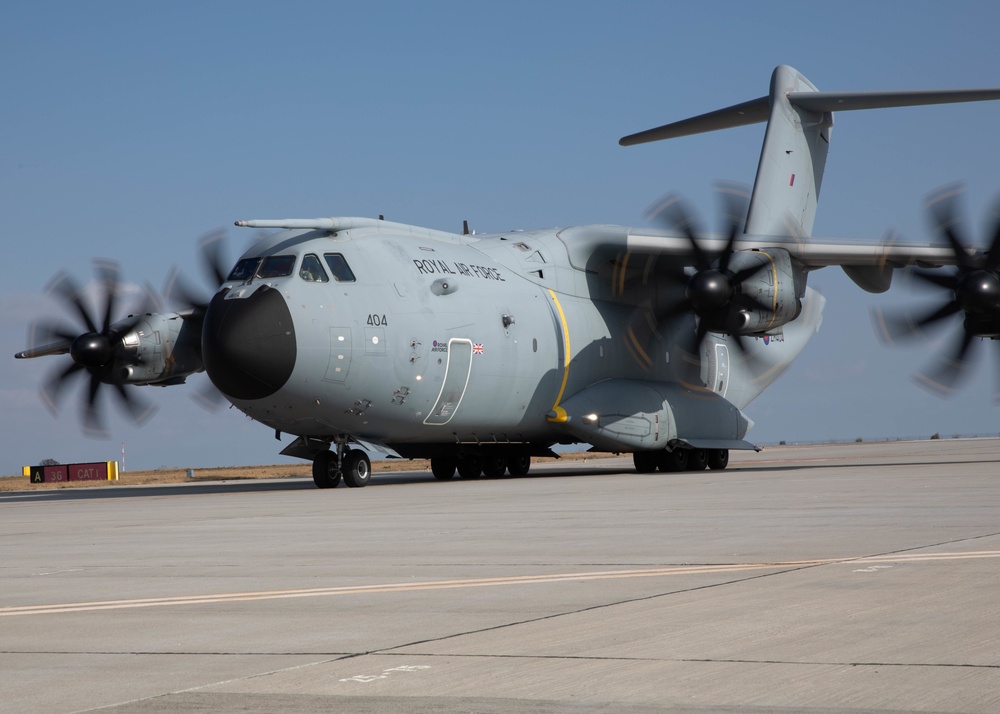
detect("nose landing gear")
[311,445,371,488]
[312,450,342,488]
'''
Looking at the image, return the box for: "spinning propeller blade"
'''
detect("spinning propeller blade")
[162,228,234,411]
[18,260,158,436]
[872,185,1000,398]
[163,228,232,316]
[643,184,769,357]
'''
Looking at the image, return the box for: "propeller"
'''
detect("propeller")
[162,228,230,317]
[162,229,234,411]
[643,184,771,356]
[17,260,158,436]
[872,185,1000,397]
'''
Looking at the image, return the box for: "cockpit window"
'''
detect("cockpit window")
[228,258,260,282]
[257,255,296,279]
[299,254,329,283]
[324,253,356,282]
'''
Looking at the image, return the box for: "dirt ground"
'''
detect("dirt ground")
[0,451,613,492]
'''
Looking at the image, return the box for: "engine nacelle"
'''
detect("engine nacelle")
[114,312,204,386]
[727,247,803,334]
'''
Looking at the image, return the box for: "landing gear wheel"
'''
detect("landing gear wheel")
[431,456,456,480]
[657,449,689,473]
[633,452,657,473]
[707,449,730,470]
[457,455,483,479]
[342,449,371,488]
[507,454,531,477]
[687,449,709,471]
[482,455,507,479]
[312,450,342,489]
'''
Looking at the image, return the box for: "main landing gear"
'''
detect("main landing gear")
[312,446,371,488]
[632,448,729,473]
[430,452,533,480]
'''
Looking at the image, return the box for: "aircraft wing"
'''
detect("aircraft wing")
[624,231,961,268]
[619,229,966,294]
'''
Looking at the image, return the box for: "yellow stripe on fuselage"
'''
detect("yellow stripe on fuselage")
[756,250,780,330]
[547,289,571,421]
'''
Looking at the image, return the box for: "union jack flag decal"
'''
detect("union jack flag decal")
[472,343,484,355]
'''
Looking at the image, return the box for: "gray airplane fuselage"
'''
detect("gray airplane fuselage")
[203,219,820,457]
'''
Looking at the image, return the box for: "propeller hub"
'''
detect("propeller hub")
[686,270,734,313]
[70,332,115,368]
[956,270,1000,314]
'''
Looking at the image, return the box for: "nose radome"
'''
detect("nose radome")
[202,286,297,400]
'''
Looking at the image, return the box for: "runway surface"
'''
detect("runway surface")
[2,439,1000,713]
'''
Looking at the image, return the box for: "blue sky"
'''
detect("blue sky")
[3,1,1000,471]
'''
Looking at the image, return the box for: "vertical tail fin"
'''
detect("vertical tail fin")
[744,66,831,239]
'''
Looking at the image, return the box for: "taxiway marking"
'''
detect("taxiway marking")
[4,551,999,617]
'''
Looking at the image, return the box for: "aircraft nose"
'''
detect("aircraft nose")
[202,285,297,400]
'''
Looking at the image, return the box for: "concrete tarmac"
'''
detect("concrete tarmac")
[2,439,1000,713]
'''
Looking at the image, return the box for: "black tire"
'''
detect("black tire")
[482,455,507,479]
[707,449,730,470]
[312,450,342,489]
[633,451,657,473]
[507,454,531,477]
[342,449,371,488]
[457,455,483,479]
[431,456,456,480]
[687,449,709,471]
[657,448,689,472]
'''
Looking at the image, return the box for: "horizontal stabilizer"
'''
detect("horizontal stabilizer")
[788,88,1000,113]
[621,83,1000,147]
[619,96,768,146]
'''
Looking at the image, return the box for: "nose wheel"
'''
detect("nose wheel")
[311,447,371,488]
[342,449,371,488]
[312,450,342,488]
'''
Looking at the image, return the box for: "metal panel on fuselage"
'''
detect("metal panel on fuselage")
[229,228,568,444]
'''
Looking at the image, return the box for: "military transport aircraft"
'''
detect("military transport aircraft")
[15,66,1000,488]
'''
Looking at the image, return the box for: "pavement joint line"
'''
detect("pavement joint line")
[370,652,1000,670]
[370,535,1000,657]
[374,562,850,655]
[11,648,999,671]
[65,653,359,714]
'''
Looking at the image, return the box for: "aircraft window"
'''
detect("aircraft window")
[228,258,260,282]
[257,255,296,279]
[299,254,329,283]
[324,253,357,282]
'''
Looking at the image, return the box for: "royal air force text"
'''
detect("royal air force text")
[413,259,505,281]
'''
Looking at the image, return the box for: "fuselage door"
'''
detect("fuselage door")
[424,338,474,425]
